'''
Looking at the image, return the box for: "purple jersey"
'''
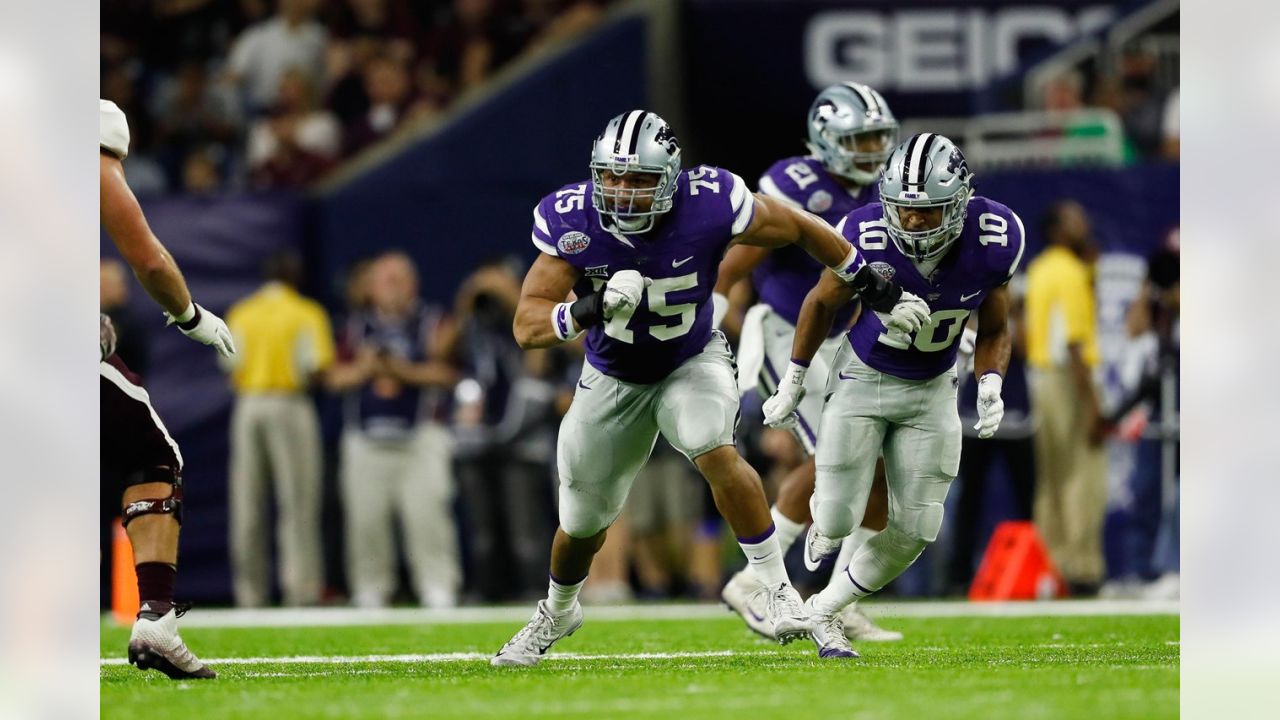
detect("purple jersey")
[841,196,1025,380]
[753,156,879,335]
[531,165,755,384]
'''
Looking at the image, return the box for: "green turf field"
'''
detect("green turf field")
[100,611,1178,720]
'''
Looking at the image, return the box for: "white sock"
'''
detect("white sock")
[770,506,806,552]
[739,526,789,587]
[546,576,585,614]
[812,565,876,615]
[831,526,879,584]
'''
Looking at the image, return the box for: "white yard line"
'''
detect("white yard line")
[100,650,759,667]
[108,599,1177,629]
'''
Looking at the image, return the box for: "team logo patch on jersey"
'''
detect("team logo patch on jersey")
[807,190,833,213]
[585,264,609,278]
[870,262,896,281]
[557,231,591,255]
[927,292,942,302]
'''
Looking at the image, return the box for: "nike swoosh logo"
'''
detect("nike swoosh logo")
[960,291,982,302]
[672,256,693,268]
[578,380,591,390]
[838,371,858,381]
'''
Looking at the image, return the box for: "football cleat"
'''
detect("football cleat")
[721,569,773,640]
[840,605,903,642]
[805,597,859,659]
[491,600,584,667]
[750,583,810,644]
[127,604,216,679]
[803,524,842,572]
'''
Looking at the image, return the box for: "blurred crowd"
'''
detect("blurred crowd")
[102,197,1179,608]
[101,0,609,194]
[1032,39,1180,163]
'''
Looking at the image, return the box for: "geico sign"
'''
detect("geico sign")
[805,6,1116,91]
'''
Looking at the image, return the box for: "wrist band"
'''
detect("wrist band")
[830,246,867,284]
[551,302,584,342]
[176,303,201,331]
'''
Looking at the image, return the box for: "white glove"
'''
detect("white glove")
[884,291,931,335]
[762,362,807,429]
[974,372,1004,439]
[602,270,651,319]
[166,302,236,358]
[873,291,931,349]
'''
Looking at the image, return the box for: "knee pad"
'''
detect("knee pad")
[897,500,946,544]
[557,482,617,539]
[812,497,857,539]
[122,467,183,527]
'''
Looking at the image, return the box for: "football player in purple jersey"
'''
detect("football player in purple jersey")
[714,83,903,643]
[490,110,932,666]
[764,133,1025,658]
[100,99,233,679]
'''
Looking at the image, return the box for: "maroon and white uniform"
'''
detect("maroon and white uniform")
[100,99,182,483]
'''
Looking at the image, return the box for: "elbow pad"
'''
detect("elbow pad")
[850,265,903,314]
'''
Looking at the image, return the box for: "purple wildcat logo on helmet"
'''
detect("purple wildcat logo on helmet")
[946,147,970,179]
[653,123,680,155]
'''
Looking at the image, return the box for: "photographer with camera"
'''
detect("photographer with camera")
[448,259,564,602]
[325,251,461,608]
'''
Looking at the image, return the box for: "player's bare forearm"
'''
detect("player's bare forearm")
[735,194,852,268]
[100,154,192,315]
[713,244,769,295]
[789,210,853,268]
[514,297,566,349]
[974,285,1012,379]
[513,253,580,349]
[791,271,855,364]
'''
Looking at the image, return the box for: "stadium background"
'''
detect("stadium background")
[99,0,1179,606]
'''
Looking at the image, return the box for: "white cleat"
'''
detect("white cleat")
[803,524,842,572]
[805,597,859,659]
[491,600,584,667]
[721,569,774,640]
[750,582,810,644]
[127,604,216,679]
[840,605,903,642]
